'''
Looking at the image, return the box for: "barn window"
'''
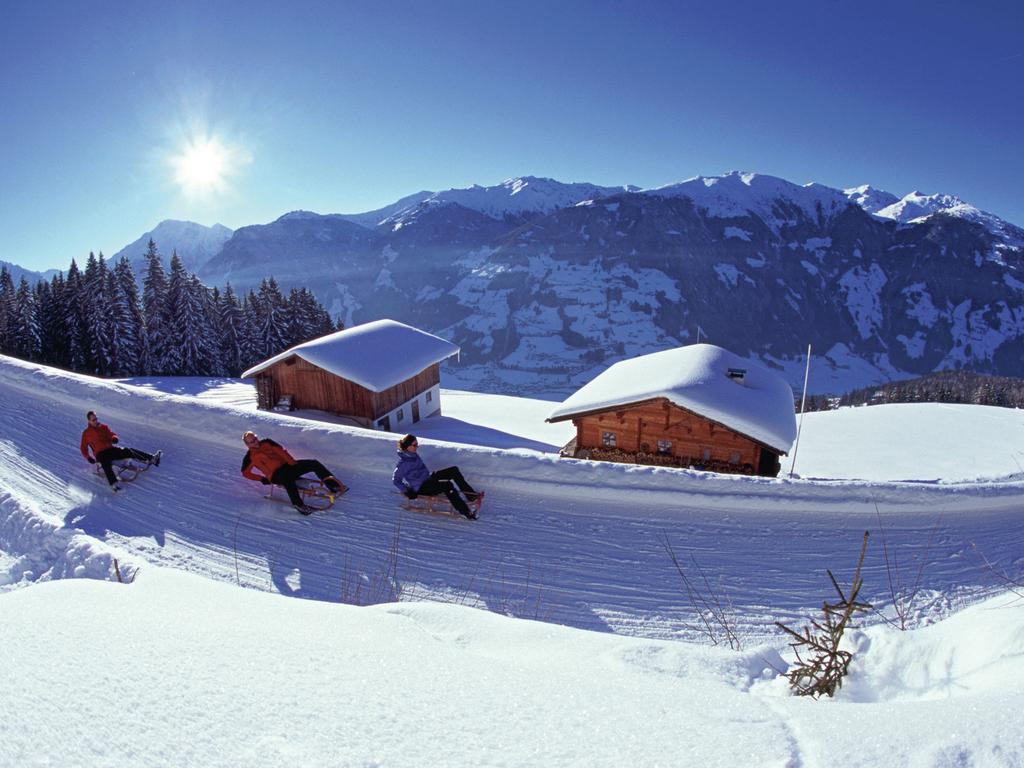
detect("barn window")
[729,451,741,464]
[657,439,672,455]
[285,357,297,367]
[602,431,617,447]
[702,447,712,460]
[397,408,404,422]
[426,390,433,403]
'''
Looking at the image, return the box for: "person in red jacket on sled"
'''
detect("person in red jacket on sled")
[80,410,162,492]
[241,431,347,515]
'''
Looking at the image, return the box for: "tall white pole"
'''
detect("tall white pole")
[789,343,812,479]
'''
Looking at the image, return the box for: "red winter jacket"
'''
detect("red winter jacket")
[81,423,118,460]
[241,439,296,482]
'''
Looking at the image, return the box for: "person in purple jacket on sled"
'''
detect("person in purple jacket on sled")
[392,434,482,519]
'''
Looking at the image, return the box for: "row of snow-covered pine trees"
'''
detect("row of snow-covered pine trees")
[0,240,339,377]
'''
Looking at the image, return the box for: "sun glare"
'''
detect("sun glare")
[171,136,237,197]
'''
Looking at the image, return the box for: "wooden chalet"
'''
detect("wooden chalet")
[547,344,797,477]
[242,319,460,431]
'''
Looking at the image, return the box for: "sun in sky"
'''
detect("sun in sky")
[170,134,247,198]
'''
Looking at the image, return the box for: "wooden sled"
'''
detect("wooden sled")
[264,477,343,511]
[94,459,150,483]
[395,490,484,519]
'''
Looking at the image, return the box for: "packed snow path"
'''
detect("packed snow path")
[2,357,1022,641]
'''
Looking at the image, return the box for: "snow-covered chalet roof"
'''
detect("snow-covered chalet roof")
[241,319,460,393]
[548,344,797,453]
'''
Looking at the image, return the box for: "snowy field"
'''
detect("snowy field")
[2,355,1023,766]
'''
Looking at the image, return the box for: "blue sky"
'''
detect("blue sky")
[2,0,1022,271]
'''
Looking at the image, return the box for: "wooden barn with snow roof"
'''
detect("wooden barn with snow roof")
[242,319,460,431]
[547,344,797,477]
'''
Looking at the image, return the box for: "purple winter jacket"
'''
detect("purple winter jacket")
[393,450,431,493]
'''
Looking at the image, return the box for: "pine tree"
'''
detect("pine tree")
[142,240,169,374]
[63,260,87,372]
[165,252,209,375]
[241,290,261,370]
[100,268,134,375]
[113,257,145,375]
[87,254,117,375]
[0,266,15,354]
[217,283,246,376]
[12,277,42,361]
[255,277,289,359]
[195,275,222,376]
[38,274,68,367]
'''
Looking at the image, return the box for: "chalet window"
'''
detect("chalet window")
[657,439,672,455]
[702,447,712,461]
[426,390,433,403]
[729,451,741,464]
[397,408,404,422]
[602,431,617,447]
[285,358,297,367]
[727,367,746,381]
[377,416,391,432]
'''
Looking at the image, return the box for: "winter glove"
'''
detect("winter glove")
[404,489,417,499]
[259,477,271,485]
[87,457,96,464]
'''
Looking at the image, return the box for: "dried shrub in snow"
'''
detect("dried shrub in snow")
[776,531,871,698]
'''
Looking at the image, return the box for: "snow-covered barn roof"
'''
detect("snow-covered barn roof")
[548,344,797,453]
[241,319,460,393]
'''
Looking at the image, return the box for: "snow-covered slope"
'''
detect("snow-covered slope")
[3,567,1022,767]
[2,354,1022,630]
[2,356,1023,765]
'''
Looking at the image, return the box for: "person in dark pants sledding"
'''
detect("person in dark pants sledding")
[392,434,479,519]
[80,411,162,492]
[241,431,347,515]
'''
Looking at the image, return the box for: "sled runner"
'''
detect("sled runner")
[395,490,484,519]
[94,459,150,483]
[264,477,344,511]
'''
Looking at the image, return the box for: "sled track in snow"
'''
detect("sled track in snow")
[2,356,1023,642]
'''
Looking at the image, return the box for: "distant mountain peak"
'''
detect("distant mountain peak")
[646,171,852,229]
[844,185,900,214]
[111,219,234,273]
[408,176,641,221]
[278,210,324,222]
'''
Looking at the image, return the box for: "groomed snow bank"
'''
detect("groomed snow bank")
[0,436,140,588]
[1,566,1021,767]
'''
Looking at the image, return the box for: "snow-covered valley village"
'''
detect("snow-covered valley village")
[2,174,1024,767]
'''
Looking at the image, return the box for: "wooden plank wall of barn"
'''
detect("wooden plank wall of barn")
[259,358,376,419]
[257,358,440,421]
[575,399,763,466]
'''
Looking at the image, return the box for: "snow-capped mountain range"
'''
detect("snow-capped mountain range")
[110,219,234,274]
[10,173,1024,395]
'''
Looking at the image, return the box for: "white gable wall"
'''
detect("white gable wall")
[372,384,442,433]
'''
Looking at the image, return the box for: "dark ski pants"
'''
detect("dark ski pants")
[272,459,334,507]
[96,446,154,486]
[417,466,477,514]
